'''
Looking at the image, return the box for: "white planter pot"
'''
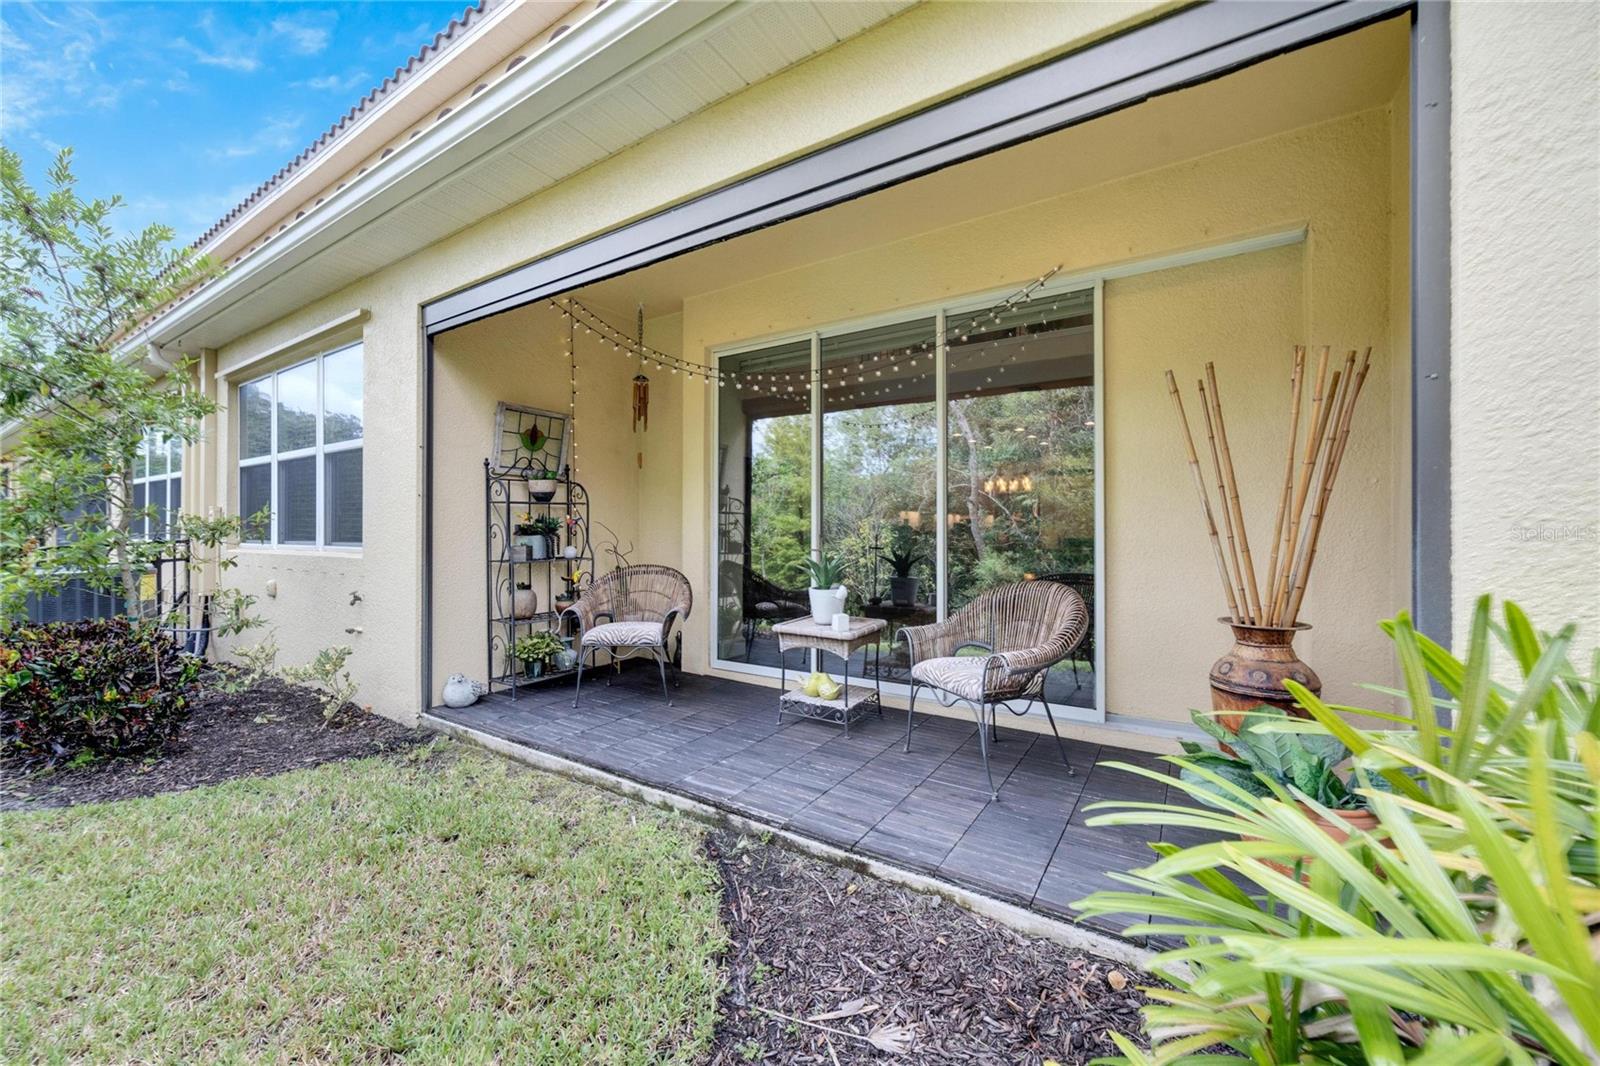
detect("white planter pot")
[809,586,847,624]
[527,478,558,503]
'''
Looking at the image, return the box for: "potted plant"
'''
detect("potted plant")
[801,552,848,624]
[554,569,586,614]
[1179,705,1384,842]
[880,523,926,607]
[514,514,561,560]
[512,630,564,679]
[512,581,537,619]
[525,461,558,503]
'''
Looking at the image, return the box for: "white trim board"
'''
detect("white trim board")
[214,310,369,381]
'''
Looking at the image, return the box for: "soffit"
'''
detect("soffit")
[154,0,916,354]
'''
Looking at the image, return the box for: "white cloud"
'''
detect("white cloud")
[271,14,331,56]
[297,71,370,94]
[123,182,258,241]
[0,4,129,136]
[174,9,336,75]
[206,114,305,161]
[175,9,260,72]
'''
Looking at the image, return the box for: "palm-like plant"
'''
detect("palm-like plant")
[1075,597,1600,1065]
[880,523,927,578]
[800,552,847,590]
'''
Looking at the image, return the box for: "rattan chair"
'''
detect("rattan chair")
[899,580,1088,799]
[566,565,692,707]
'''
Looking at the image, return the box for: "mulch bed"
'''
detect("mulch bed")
[704,829,1150,1065]
[0,677,425,811]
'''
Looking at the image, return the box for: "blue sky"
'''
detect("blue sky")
[2,1,466,242]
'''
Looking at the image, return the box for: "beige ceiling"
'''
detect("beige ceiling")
[577,14,1409,318]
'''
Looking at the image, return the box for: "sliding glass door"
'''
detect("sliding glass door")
[714,282,1099,712]
[715,339,812,668]
[821,318,938,684]
[946,288,1097,705]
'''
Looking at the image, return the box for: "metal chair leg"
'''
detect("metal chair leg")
[904,683,920,752]
[969,700,997,800]
[656,649,672,706]
[572,644,587,708]
[1039,693,1074,776]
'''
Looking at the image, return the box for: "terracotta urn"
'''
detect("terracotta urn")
[1255,803,1387,875]
[1299,803,1381,845]
[1209,619,1320,733]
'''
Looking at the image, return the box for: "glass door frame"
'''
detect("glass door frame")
[710,273,1106,723]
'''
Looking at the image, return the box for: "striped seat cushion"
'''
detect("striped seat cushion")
[580,620,665,648]
[910,656,1028,702]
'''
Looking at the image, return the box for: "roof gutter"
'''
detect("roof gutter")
[144,0,735,356]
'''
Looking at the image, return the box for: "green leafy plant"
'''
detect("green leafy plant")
[1,148,221,618]
[515,514,562,537]
[512,630,564,666]
[800,552,846,589]
[880,523,927,578]
[0,618,201,766]
[279,645,358,723]
[1075,596,1600,1065]
[212,634,282,696]
[1179,706,1371,810]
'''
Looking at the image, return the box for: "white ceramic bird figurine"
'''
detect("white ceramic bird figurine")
[441,674,487,708]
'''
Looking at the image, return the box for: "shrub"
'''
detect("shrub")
[0,618,201,767]
[1074,597,1600,1065]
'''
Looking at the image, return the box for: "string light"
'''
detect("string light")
[548,265,1060,391]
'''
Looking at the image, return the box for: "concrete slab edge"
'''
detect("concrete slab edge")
[422,711,1157,973]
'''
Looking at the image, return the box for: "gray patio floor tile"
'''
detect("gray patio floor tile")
[432,671,1171,945]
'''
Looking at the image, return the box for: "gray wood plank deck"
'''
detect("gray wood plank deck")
[429,670,1200,942]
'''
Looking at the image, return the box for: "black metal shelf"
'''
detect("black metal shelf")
[484,459,593,699]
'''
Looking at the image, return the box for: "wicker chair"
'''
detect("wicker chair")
[566,565,692,707]
[899,580,1089,799]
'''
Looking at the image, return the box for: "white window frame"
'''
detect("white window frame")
[238,342,363,549]
[130,431,183,541]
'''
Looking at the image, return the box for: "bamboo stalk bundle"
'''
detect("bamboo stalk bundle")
[1198,376,1250,618]
[1165,371,1241,623]
[1205,362,1263,622]
[1263,346,1305,614]
[1273,346,1331,621]
[1164,346,1373,628]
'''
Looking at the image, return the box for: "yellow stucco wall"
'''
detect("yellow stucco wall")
[201,0,1168,721]
[427,303,685,692]
[675,105,1409,741]
[1450,2,1600,648]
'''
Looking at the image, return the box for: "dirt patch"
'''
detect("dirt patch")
[1,678,425,811]
[703,829,1149,1065]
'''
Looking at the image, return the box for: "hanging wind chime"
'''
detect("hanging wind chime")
[632,304,649,471]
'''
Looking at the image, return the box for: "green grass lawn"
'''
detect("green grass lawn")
[2,745,726,1063]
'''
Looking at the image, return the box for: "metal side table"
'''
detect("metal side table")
[771,616,887,735]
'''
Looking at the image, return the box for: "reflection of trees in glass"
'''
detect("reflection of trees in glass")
[746,386,1094,608]
[748,415,810,589]
[948,385,1094,609]
[821,403,936,605]
[322,412,363,444]
[240,383,273,457]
